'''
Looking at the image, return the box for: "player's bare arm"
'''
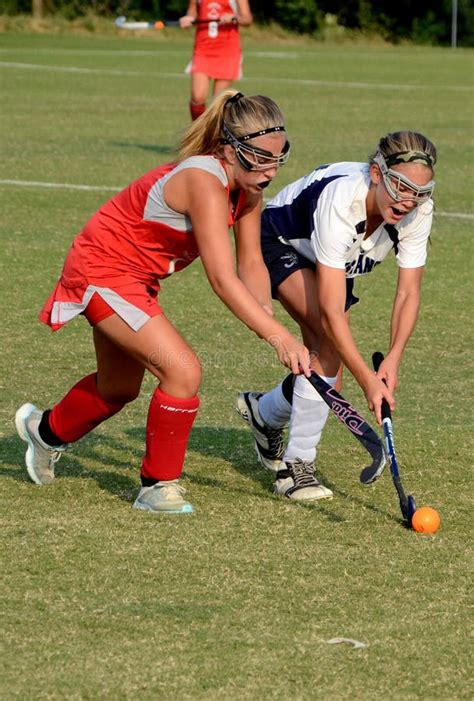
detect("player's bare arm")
[316,262,395,422]
[179,0,197,27]
[380,266,424,391]
[233,198,273,315]
[230,0,253,25]
[165,168,310,375]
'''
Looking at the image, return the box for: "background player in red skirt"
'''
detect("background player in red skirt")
[180,1,253,120]
[15,90,310,514]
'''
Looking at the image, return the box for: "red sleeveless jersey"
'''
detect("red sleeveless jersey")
[40,157,247,329]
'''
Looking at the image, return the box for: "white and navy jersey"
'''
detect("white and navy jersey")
[262,162,433,278]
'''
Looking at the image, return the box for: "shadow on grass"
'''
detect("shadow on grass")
[1,430,139,500]
[1,425,403,526]
[112,141,174,156]
[186,426,403,526]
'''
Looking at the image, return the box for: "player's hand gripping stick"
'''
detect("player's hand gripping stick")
[372,352,417,525]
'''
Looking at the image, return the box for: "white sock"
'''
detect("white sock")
[259,382,292,428]
[283,374,336,463]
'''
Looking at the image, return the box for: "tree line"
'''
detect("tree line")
[4,0,474,47]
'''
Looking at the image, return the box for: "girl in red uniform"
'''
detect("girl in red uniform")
[180,1,252,120]
[15,90,310,514]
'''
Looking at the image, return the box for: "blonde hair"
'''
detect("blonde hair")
[177,90,286,162]
[371,131,437,171]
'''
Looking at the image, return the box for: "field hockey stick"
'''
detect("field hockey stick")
[307,372,386,484]
[114,16,237,30]
[372,352,417,524]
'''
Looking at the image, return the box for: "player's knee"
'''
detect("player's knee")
[179,357,202,396]
[158,353,202,397]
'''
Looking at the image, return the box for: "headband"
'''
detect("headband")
[385,150,434,168]
[239,126,286,141]
[224,92,286,141]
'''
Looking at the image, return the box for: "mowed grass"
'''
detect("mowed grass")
[1,31,473,700]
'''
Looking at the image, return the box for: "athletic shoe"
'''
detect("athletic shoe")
[133,481,194,514]
[275,458,333,501]
[236,391,285,472]
[15,403,68,485]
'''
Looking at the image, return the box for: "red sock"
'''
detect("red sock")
[190,101,206,121]
[49,373,125,443]
[141,387,199,482]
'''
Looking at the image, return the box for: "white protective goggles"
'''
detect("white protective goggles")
[222,122,290,172]
[374,152,435,204]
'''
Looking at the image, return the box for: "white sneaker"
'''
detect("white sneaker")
[275,458,333,501]
[236,391,285,472]
[133,481,194,513]
[15,403,68,485]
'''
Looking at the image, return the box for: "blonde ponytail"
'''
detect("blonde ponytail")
[177,90,286,162]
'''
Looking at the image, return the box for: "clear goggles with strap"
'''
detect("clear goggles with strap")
[374,152,435,204]
[223,123,290,172]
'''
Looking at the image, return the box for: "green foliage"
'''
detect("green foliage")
[329,0,474,47]
[412,10,450,45]
[1,0,30,12]
[1,0,472,45]
[274,0,322,34]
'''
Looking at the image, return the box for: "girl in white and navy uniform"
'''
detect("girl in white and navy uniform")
[237,131,437,502]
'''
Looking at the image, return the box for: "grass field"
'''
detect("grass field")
[1,28,473,700]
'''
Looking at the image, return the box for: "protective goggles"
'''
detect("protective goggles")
[222,122,290,172]
[374,152,435,204]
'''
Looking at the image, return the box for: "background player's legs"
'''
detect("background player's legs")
[213,78,234,96]
[190,72,209,120]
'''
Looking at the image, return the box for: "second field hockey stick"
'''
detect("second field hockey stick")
[307,372,386,484]
[114,16,237,30]
[372,352,417,525]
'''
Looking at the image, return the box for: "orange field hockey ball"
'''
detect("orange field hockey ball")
[411,506,441,533]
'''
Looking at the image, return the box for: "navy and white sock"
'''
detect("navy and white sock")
[283,374,336,462]
[259,374,293,428]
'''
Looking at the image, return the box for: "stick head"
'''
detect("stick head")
[407,495,417,520]
[359,448,386,484]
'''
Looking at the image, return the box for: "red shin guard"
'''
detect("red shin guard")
[49,373,125,443]
[189,101,206,121]
[141,387,199,482]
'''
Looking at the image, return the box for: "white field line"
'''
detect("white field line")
[0,179,472,221]
[0,47,298,59]
[0,179,121,192]
[0,60,471,92]
[435,211,474,220]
